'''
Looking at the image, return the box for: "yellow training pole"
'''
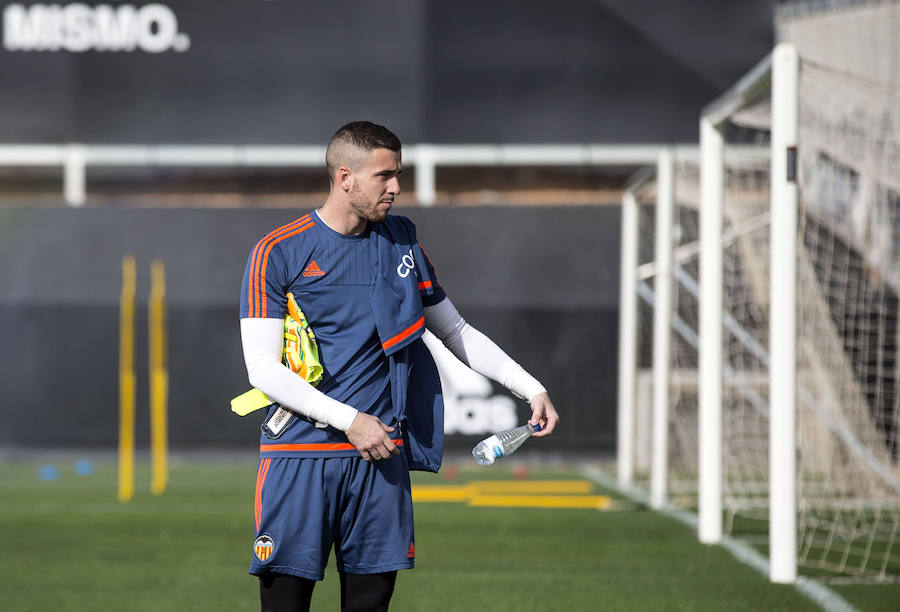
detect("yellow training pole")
[149,259,169,496]
[118,254,137,503]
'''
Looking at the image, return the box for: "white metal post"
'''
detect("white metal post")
[617,188,639,488]
[413,144,437,207]
[64,144,86,207]
[769,43,799,584]
[650,148,674,509]
[698,117,724,544]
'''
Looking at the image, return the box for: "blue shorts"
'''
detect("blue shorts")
[249,454,415,580]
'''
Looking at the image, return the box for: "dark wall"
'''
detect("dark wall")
[0,206,621,453]
[0,0,774,144]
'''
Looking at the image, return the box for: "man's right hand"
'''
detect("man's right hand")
[346,413,399,461]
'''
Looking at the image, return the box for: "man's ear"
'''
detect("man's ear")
[338,166,353,193]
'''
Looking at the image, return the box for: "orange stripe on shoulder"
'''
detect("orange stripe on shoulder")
[250,215,313,317]
[258,221,315,318]
[249,216,310,317]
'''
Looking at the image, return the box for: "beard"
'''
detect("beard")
[348,184,390,224]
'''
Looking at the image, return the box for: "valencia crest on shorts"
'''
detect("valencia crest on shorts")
[254,535,275,562]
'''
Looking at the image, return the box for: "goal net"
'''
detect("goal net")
[627,1,900,581]
[784,2,900,580]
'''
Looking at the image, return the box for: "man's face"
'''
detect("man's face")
[347,148,402,224]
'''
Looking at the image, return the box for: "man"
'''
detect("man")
[239,121,559,612]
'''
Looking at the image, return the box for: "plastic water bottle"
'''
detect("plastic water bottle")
[472,423,542,465]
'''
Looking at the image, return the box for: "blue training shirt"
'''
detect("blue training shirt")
[239,211,445,458]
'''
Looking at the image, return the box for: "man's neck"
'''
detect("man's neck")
[317,199,367,235]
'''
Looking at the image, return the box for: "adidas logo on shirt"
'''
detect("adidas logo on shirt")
[302,260,325,277]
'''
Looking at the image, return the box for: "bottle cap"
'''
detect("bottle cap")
[530,423,542,432]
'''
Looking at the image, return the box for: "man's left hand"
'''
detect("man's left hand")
[527,392,559,438]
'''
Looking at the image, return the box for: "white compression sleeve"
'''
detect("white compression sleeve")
[424,298,547,401]
[240,317,358,432]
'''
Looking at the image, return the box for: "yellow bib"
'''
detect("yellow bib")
[230,292,323,416]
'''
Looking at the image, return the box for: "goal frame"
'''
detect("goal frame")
[617,43,800,583]
[697,43,799,583]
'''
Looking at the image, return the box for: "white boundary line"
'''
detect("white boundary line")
[579,465,859,612]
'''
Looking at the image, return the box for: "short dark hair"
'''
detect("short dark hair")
[326,121,401,177]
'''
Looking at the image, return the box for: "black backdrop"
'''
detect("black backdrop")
[0,0,773,144]
[0,206,620,454]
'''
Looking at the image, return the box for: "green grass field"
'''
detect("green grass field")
[0,458,896,611]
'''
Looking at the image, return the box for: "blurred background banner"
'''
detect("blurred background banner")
[0,205,619,453]
[0,0,779,456]
[0,0,777,454]
[0,0,773,144]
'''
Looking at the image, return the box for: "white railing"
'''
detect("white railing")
[0,143,710,207]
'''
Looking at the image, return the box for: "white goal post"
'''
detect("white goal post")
[699,43,800,582]
[696,46,779,550]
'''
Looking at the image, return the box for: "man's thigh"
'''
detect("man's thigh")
[333,454,416,575]
[250,457,335,580]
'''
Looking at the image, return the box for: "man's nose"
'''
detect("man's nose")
[386,176,401,195]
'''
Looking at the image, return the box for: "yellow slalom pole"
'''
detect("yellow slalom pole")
[118,254,136,503]
[149,259,169,496]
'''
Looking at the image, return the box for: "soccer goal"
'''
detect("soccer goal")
[619,9,900,583]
